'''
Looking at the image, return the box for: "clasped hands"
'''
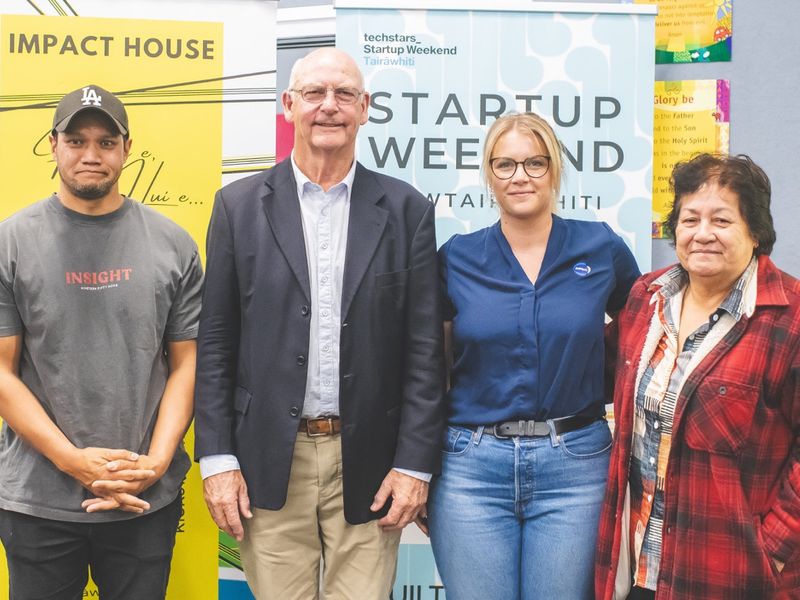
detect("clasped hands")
[64,446,165,514]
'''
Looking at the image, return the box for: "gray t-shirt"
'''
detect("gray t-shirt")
[0,196,203,522]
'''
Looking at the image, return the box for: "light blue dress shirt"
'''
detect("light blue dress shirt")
[294,156,353,418]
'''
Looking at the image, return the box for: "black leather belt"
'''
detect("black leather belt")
[486,415,602,439]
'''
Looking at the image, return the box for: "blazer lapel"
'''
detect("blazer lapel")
[341,164,388,319]
[262,162,311,302]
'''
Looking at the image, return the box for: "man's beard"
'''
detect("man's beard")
[66,178,117,200]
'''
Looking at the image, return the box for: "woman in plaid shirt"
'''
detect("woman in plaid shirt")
[596,153,800,599]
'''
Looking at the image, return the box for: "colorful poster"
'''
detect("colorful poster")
[631,0,732,63]
[652,79,730,237]
[0,2,276,599]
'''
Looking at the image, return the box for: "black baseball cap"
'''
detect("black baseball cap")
[52,84,129,136]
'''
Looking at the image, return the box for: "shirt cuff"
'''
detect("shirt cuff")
[199,454,241,479]
[394,467,432,483]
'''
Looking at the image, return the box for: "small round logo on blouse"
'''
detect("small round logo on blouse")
[573,262,592,277]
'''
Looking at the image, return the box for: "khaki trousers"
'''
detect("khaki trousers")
[239,433,401,600]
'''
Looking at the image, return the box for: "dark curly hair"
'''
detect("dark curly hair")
[663,153,775,256]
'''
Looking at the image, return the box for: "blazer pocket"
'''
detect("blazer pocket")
[683,379,758,455]
[375,268,410,288]
[386,406,401,421]
[234,386,253,415]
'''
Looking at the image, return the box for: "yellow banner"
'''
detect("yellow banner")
[0,13,222,599]
[652,79,729,237]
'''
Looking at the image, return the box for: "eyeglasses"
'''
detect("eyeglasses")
[489,155,551,180]
[290,86,363,105]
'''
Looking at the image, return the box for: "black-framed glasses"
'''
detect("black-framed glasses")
[290,86,363,105]
[489,155,551,180]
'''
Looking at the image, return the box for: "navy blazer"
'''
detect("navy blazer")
[194,159,445,524]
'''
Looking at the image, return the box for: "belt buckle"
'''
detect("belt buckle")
[306,417,333,437]
[490,423,511,439]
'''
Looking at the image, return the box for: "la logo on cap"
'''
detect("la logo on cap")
[80,87,102,107]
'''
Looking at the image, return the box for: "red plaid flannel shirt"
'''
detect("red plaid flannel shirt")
[596,255,800,600]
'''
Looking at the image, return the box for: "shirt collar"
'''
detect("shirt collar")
[290,151,356,200]
[650,264,687,300]
[650,256,758,323]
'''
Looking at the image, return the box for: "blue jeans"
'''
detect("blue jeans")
[428,419,612,600]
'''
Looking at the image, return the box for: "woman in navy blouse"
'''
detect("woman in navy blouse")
[426,112,640,599]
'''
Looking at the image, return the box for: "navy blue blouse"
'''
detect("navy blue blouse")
[439,216,640,425]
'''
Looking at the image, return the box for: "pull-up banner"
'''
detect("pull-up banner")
[337,0,656,271]
[337,2,655,596]
[0,1,276,599]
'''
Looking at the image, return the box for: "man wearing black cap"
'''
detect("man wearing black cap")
[0,85,203,599]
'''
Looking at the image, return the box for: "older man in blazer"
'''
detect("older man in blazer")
[194,48,444,599]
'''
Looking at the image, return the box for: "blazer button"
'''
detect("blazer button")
[296,355,306,366]
[301,305,310,316]
[289,407,299,417]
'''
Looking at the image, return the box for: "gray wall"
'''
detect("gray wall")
[277,0,800,276]
[653,2,800,275]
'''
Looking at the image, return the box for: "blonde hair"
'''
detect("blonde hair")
[482,112,564,199]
